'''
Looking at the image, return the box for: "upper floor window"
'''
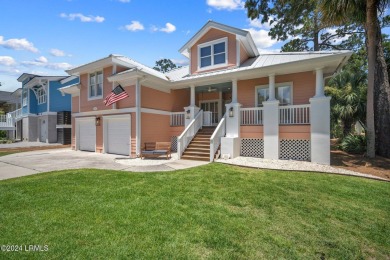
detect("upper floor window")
[22,88,27,107]
[256,84,292,106]
[198,38,227,70]
[89,71,103,99]
[37,88,47,105]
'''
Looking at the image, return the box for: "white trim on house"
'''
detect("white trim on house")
[56,124,72,129]
[197,37,228,71]
[255,82,294,106]
[72,107,137,117]
[47,81,50,112]
[58,83,80,96]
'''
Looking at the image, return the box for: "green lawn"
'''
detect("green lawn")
[0,151,20,157]
[0,164,389,259]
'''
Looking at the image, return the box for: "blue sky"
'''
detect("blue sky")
[0,0,283,92]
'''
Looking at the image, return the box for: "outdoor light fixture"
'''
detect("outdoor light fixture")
[95,116,101,126]
[229,107,234,117]
[186,109,190,119]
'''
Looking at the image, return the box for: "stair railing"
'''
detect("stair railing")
[177,110,203,159]
[209,113,226,162]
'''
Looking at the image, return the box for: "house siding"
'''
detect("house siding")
[238,71,316,107]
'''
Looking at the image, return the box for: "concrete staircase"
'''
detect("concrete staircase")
[181,126,216,161]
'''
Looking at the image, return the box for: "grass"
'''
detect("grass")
[0,163,389,259]
[0,151,20,157]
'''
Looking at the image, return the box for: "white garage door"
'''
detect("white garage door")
[105,116,130,156]
[78,119,96,152]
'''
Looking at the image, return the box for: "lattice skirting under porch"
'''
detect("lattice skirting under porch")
[240,138,264,158]
[171,136,178,152]
[280,139,310,161]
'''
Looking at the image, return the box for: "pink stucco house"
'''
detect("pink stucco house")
[60,21,351,165]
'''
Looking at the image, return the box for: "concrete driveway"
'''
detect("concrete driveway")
[0,148,208,180]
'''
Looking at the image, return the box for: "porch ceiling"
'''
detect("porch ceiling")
[195,82,232,93]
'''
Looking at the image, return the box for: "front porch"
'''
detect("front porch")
[169,68,330,165]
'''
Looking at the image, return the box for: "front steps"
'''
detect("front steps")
[181,127,215,161]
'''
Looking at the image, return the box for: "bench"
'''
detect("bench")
[141,142,171,159]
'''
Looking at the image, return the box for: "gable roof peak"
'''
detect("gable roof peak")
[179,20,259,58]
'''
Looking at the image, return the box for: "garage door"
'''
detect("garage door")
[78,118,96,152]
[105,116,130,156]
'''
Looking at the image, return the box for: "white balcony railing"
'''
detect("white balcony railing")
[241,107,263,125]
[177,110,203,159]
[279,104,310,124]
[209,113,226,162]
[0,114,14,128]
[8,108,22,120]
[170,112,185,126]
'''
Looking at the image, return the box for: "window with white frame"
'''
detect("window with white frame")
[198,38,227,70]
[22,88,27,107]
[256,84,292,106]
[89,71,103,99]
[37,88,47,104]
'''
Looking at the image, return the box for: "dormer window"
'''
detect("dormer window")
[198,38,227,70]
[89,71,103,99]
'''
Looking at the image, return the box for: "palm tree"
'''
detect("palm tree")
[319,0,390,158]
[325,70,366,137]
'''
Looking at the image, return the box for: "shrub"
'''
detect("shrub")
[340,134,366,154]
[0,130,6,139]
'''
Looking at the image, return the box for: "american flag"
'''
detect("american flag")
[103,85,129,106]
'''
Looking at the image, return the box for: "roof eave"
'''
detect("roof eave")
[58,83,80,96]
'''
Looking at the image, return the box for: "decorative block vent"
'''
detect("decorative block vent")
[171,136,178,152]
[280,139,310,161]
[240,138,264,158]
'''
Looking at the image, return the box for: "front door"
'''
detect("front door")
[200,101,218,125]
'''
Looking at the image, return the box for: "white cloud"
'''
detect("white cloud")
[0,56,16,66]
[0,36,38,53]
[35,56,48,63]
[150,25,159,32]
[206,0,244,10]
[118,0,130,2]
[248,18,273,30]
[160,23,176,33]
[124,21,144,31]
[60,13,105,23]
[22,57,72,70]
[50,48,67,57]
[171,59,189,66]
[0,67,21,76]
[245,28,278,49]
[323,28,350,45]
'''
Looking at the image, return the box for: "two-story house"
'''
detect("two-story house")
[1,73,79,143]
[61,21,351,165]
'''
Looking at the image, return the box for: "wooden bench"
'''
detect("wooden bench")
[141,142,171,159]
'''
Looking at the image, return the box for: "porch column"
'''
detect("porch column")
[263,74,279,160]
[135,78,141,157]
[268,73,276,101]
[315,67,324,97]
[184,85,199,127]
[221,78,241,159]
[310,67,330,164]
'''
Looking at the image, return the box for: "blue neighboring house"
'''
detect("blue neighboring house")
[12,73,79,143]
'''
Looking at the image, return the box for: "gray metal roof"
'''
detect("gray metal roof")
[164,51,351,82]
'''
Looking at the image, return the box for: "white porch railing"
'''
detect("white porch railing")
[279,104,310,124]
[8,108,22,121]
[170,112,185,126]
[0,114,14,128]
[177,110,203,159]
[241,107,263,125]
[209,113,226,162]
